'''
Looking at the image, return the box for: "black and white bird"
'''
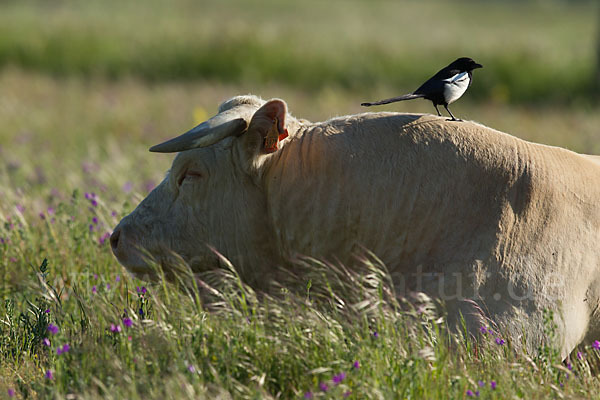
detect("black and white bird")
[361,57,483,121]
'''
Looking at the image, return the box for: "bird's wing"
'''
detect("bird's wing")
[441,71,468,84]
[430,67,462,81]
[414,68,470,97]
[413,77,446,97]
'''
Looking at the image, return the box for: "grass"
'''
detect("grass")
[1,0,600,397]
[3,236,600,398]
[0,0,598,103]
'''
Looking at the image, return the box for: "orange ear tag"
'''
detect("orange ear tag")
[264,117,288,153]
[278,129,289,141]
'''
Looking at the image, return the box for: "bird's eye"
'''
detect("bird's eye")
[177,170,203,187]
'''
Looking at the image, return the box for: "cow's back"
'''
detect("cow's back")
[266,113,600,267]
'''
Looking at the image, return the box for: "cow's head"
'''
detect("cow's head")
[110,95,302,283]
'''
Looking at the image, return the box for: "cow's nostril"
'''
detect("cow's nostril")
[110,229,121,253]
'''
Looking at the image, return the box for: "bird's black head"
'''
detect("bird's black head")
[449,57,483,71]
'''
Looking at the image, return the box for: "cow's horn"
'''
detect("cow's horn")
[149,116,248,153]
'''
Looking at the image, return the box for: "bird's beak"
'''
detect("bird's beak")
[474,63,483,69]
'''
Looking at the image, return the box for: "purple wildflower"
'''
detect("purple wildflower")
[495,338,505,345]
[343,391,352,398]
[593,340,600,350]
[577,351,584,360]
[91,199,98,207]
[9,257,16,263]
[89,224,94,232]
[478,380,485,387]
[45,308,50,313]
[123,182,133,193]
[92,217,98,224]
[490,381,497,390]
[92,285,97,294]
[47,324,59,335]
[319,382,328,392]
[61,343,70,353]
[39,212,45,220]
[110,324,122,333]
[16,204,25,213]
[466,390,474,397]
[187,364,196,373]
[137,286,147,294]
[94,273,98,280]
[567,362,572,371]
[304,392,313,399]
[111,210,117,217]
[373,331,379,338]
[45,370,53,380]
[480,326,487,334]
[47,207,55,215]
[43,338,51,347]
[116,275,120,282]
[106,283,111,290]
[98,232,110,245]
[353,360,360,369]
[123,317,133,328]
[8,388,15,397]
[332,372,346,385]
[144,181,155,193]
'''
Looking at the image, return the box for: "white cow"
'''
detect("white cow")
[111,95,600,357]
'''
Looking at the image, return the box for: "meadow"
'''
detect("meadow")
[1,0,600,398]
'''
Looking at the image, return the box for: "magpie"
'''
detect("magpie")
[361,57,483,121]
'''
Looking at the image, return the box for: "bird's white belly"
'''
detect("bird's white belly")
[443,72,470,104]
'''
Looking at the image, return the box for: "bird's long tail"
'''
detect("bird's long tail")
[361,93,424,107]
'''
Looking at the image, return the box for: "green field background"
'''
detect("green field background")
[1,0,600,398]
[0,0,597,101]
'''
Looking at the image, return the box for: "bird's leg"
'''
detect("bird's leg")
[444,105,462,122]
[433,104,442,117]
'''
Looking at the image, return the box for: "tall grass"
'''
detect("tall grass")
[3,233,600,398]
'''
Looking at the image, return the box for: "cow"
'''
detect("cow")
[111,95,600,358]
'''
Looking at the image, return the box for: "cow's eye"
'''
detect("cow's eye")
[177,170,203,187]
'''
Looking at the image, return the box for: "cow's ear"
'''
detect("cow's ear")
[237,99,288,164]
